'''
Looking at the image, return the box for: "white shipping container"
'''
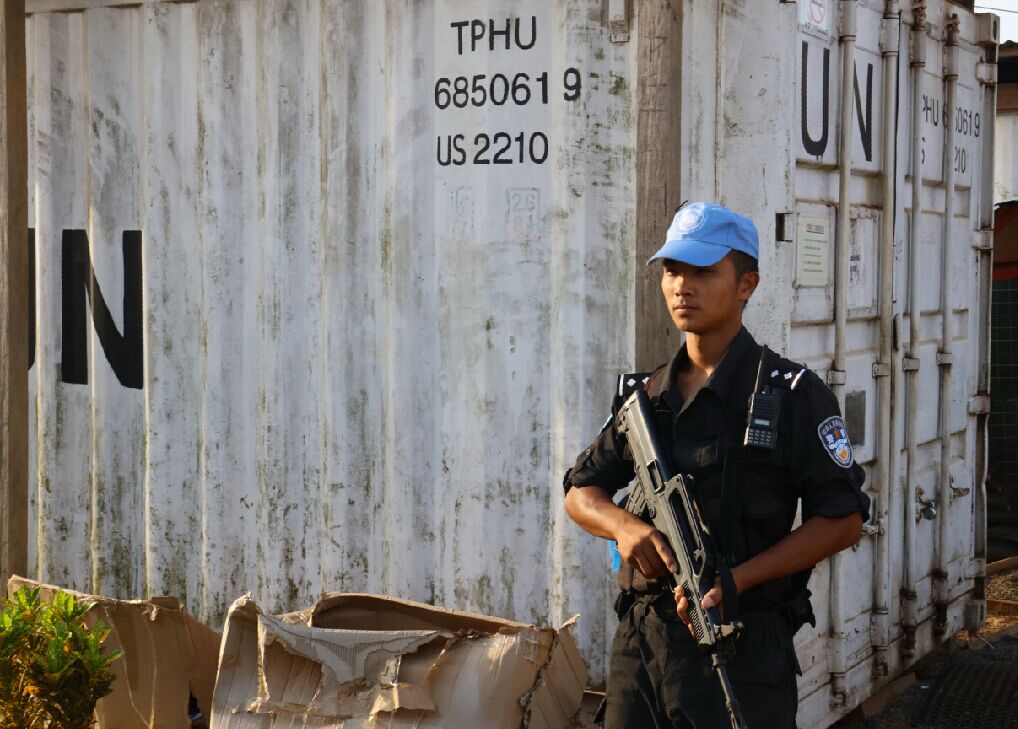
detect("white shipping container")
[21,1,998,727]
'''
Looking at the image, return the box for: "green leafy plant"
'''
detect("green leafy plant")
[0,587,123,729]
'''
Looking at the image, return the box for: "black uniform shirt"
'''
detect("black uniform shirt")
[564,328,870,607]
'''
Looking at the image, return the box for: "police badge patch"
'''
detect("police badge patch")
[818,416,854,468]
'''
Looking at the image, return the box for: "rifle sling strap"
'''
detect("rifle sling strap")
[718,346,779,614]
[717,561,741,626]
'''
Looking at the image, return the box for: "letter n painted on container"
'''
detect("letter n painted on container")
[61,229,143,389]
[854,61,874,162]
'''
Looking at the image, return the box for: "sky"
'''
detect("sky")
[976,1,1018,42]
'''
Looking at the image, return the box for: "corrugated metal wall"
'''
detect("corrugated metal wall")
[25,0,636,681]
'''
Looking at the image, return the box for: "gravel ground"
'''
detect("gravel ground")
[988,568,1018,602]
[829,565,1018,728]
[831,636,1018,729]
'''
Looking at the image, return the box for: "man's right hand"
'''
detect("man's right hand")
[563,485,678,578]
[613,513,678,579]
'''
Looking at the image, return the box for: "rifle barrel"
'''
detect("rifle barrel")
[716,666,748,729]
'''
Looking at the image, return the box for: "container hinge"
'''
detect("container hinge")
[608,0,630,44]
[902,357,920,372]
[968,394,990,415]
[872,362,891,378]
[776,211,796,243]
[936,352,953,366]
[976,13,1000,47]
[827,368,847,386]
[972,229,994,251]
[910,21,927,66]
[976,61,997,86]
[879,18,899,54]
[839,0,858,38]
[944,45,960,79]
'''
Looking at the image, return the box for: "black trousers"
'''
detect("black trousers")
[604,594,798,729]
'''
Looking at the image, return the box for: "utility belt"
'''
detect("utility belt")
[612,584,815,636]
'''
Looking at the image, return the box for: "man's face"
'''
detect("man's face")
[659,254,759,334]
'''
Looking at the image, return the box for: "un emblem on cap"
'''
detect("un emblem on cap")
[674,204,706,235]
[818,416,854,468]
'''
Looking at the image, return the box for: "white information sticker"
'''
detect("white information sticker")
[798,0,834,38]
[796,215,831,288]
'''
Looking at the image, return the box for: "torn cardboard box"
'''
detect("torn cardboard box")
[211,593,588,729]
[8,575,221,729]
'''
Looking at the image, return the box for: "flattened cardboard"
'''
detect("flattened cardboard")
[211,593,587,729]
[7,576,221,729]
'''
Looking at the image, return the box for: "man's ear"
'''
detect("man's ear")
[739,271,760,304]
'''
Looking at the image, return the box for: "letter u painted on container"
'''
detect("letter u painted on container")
[801,41,874,164]
[801,41,830,157]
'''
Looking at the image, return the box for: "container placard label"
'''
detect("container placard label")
[798,0,834,38]
[796,216,831,287]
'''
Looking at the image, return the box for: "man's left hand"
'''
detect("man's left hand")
[675,579,725,636]
[674,513,863,635]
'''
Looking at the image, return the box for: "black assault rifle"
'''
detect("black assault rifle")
[615,388,747,729]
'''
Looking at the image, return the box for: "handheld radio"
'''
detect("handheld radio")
[744,349,780,451]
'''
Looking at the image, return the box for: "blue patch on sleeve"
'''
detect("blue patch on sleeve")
[818,415,854,468]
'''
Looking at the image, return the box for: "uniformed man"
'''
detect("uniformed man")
[563,202,870,729]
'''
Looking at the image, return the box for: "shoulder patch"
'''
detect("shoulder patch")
[603,371,653,434]
[818,416,854,468]
[768,364,809,391]
[617,372,652,399]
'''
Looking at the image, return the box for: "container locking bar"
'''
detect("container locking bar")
[972,229,994,251]
[968,394,990,416]
[827,369,847,386]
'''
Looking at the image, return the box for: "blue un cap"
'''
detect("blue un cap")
[648,202,759,266]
